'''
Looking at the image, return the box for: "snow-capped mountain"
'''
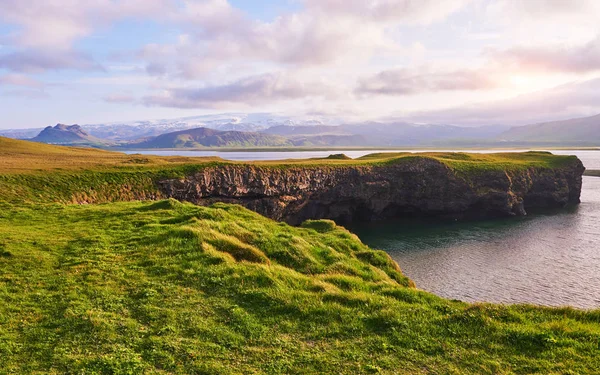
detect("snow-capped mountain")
[80,113,343,141]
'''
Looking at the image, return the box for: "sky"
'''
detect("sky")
[1,0,600,129]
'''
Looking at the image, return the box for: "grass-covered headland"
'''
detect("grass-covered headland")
[0,137,598,374]
[0,136,580,205]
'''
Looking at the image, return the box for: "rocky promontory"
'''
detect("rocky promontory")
[158,153,585,224]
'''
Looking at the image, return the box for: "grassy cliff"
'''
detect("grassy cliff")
[0,137,580,205]
[1,138,598,374]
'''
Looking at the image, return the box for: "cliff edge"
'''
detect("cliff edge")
[159,153,585,224]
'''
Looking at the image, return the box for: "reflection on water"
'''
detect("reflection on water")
[353,177,600,309]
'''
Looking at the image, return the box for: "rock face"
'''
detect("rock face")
[158,157,585,225]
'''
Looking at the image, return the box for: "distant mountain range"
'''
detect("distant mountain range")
[6,112,600,148]
[498,114,600,145]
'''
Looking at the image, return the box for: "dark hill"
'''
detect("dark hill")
[127,127,292,148]
[31,124,108,145]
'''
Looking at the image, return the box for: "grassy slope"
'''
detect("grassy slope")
[1,200,599,374]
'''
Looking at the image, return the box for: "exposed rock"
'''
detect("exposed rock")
[158,157,585,225]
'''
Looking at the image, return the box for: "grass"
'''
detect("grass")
[584,170,600,177]
[1,200,599,374]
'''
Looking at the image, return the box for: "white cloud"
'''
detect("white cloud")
[356,67,498,95]
[304,0,472,24]
[0,0,173,49]
[139,3,396,79]
[0,0,173,73]
[489,35,600,74]
[485,0,600,45]
[0,73,43,87]
[143,72,340,108]
[0,49,102,73]
[103,93,136,103]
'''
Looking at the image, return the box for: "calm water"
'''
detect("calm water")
[353,176,600,309]
[129,148,600,308]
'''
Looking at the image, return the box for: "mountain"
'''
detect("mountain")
[82,113,340,141]
[264,125,351,137]
[262,123,509,146]
[290,134,368,146]
[13,112,600,149]
[31,124,109,146]
[0,128,43,139]
[127,127,292,148]
[263,125,366,146]
[340,122,509,146]
[499,113,600,144]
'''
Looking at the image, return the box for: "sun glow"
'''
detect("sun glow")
[509,75,536,88]
[507,73,578,94]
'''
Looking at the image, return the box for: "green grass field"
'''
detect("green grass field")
[1,138,598,374]
[1,200,599,374]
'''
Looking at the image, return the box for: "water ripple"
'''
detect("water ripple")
[354,176,600,309]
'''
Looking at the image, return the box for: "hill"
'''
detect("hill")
[31,124,109,146]
[127,127,292,148]
[499,113,600,144]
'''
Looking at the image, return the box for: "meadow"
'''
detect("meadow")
[1,200,600,374]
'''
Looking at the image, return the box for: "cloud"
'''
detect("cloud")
[488,0,600,21]
[403,78,600,126]
[356,68,497,95]
[1,0,174,49]
[0,73,43,88]
[0,89,49,99]
[0,49,103,73]
[485,0,600,45]
[143,72,338,108]
[103,93,136,103]
[304,0,472,24]
[139,0,438,79]
[0,0,172,74]
[490,35,600,74]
